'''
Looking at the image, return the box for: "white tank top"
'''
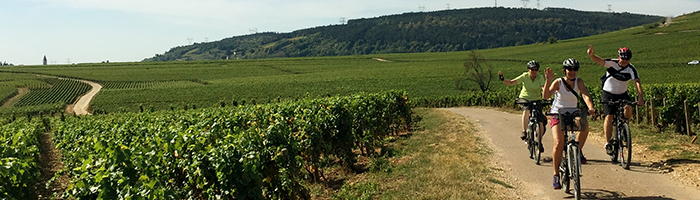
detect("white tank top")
[550,78,580,114]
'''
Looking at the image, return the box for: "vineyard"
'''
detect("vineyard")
[0,118,44,198]
[13,78,91,107]
[102,80,203,90]
[0,91,411,199]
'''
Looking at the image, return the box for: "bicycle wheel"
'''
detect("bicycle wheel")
[533,123,542,165]
[619,123,632,169]
[560,150,570,192]
[569,144,581,200]
[610,133,619,163]
[527,127,535,159]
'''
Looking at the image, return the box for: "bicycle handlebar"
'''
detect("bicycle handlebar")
[603,99,637,107]
[514,98,552,106]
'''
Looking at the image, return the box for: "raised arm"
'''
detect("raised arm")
[634,78,645,106]
[542,67,557,99]
[587,45,605,66]
[498,71,519,86]
[577,78,597,116]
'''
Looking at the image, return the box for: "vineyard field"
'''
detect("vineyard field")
[0,12,699,114]
[47,91,410,199]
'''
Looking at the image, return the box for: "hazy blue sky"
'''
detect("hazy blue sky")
[2,0,698,65]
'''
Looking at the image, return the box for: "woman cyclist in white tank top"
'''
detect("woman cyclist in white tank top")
[542,58,596,190]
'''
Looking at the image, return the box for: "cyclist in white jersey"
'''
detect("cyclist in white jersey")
[543,58,596,189]
[587,45,645,156]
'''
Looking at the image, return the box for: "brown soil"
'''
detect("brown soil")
[634,143,700,189]
[35,133,70,199]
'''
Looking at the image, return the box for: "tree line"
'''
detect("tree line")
[144,7,663,62]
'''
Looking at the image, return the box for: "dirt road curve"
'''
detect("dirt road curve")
[71,80,102,115]
[444,107,700,200]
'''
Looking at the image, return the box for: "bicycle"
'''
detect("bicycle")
[548,110,586,200]
[605,99,636,169]
[515,98,550,165]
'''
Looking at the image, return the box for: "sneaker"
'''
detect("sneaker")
[580,154,587,164]
[605,143,614,155]
[553,175,562,189]
[521,131,527,141]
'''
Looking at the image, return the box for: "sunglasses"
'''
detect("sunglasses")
[565,67,579,71]
[529,68,539,71]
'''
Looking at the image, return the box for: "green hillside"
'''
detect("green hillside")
[1,11,699,114]
[144,7,662,61]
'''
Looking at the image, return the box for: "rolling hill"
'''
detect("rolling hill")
[144,7,663,62]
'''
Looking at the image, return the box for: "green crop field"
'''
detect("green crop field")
[1,10,700,200]
[1,12,699,114]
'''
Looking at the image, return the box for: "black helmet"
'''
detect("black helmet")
[618,47,632,60]
[526,60,540,69]
[562,58,580,71]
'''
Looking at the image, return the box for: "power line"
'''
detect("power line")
[521,0,530,8]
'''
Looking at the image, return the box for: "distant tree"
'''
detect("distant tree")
[457,51,494,92]
[548,36,558,44]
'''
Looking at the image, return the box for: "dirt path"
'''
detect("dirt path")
[70,80,102,115]
[373,57,390,62]
[36,132,69,199]
[444,107,700,199]
[0,87,29,108]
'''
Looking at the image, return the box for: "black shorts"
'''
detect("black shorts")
[521,103,548,126]
[602,91,631,115]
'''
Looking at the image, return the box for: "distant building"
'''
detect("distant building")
[43,55,47,65]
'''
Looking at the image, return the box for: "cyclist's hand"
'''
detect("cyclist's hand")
[544,67,555,81]
[498,71,502,76]
[637,98,645,106]
[588,108,596,116]
[587,45,595,56]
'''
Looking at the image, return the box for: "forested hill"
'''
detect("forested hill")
[144,7,663,61]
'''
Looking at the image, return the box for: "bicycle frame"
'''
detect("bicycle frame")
[516,99,550,164]
[606,99,636,169]
[549,111,584,199]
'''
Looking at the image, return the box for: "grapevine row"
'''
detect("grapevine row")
[50,91,411,199]
[14,79,91,107]
[0,119,43,198]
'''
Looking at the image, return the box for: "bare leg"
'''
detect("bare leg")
[522,110,530,132]
[624,105,633,119]
[578,126,589,150]
[604,115,614,143]
[552,125,565,175]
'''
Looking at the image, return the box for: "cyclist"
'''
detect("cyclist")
[498,60,547,143]
[587,45,645,157]
[542,58,596,189]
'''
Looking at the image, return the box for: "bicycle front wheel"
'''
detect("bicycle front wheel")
[619,123,632,169]
[568,144,581,200]
[533,123,542,165]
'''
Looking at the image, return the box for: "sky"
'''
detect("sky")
[2,0,699,65]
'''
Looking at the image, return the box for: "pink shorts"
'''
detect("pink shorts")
[549,116,559,128]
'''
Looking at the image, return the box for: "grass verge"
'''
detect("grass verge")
[310,108,519,199]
